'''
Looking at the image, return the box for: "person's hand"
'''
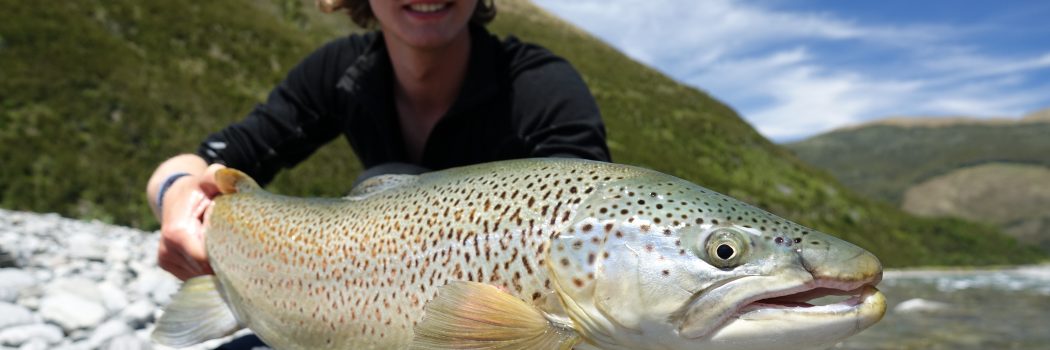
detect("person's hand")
[157,164,225,280]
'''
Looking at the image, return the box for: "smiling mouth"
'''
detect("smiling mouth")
[404,2,453,14]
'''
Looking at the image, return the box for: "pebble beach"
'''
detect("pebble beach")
[0,209,260,350]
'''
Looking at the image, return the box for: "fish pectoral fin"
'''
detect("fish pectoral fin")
[410,281,580,350]
[151,275,243,347]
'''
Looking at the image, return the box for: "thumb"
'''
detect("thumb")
[198,163,227,198]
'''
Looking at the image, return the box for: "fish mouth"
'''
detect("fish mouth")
[702,280,887,349]
[673,272,885,343]
[737,283,883,319]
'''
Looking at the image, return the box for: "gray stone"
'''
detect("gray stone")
[128,271,161,301]
[30,270,51,285]
[45,278,103,304]
[0,246,15,268]
[38,294,107,332]
[103,334,151,350]
[120,300,155,329]
[0,324,63,346]
[84,320,131,349]
[0,302,35,329]
[0,269,35,303]
[131,271,179,306]
[49,342,92,350]
[67,329,90,342]
[105,241,132,265]
[98,282,129,315]
[66,232,106,261]
[150,277,180,306]
[17,339,48,350]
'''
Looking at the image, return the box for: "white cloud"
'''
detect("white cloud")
[533,0,1050,141]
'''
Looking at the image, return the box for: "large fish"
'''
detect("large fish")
[152,158,885,350]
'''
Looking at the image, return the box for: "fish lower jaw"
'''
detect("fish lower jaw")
[737,284,884,319]
[705,285,886,350]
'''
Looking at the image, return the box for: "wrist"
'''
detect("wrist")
[156,172,192,218]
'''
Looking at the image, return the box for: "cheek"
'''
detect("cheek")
[457,0,479,15]
[369,1,396,23]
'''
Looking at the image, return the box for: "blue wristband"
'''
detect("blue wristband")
[156,172,191,217]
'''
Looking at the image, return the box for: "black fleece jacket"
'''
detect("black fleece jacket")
[197,25,611,185]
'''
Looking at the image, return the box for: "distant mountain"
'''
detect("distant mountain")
[786,111,1050,250]
[1023,108,1050,122]
[901,163,1050,250]
[0,0,1041,266]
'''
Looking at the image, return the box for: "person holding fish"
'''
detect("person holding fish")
[145,0,611,282]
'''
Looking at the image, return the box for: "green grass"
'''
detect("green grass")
[1,0,1043,266]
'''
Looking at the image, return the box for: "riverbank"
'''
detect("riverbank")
[0,209,251,350]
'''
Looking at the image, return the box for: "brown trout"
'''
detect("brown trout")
[152,158,885,349]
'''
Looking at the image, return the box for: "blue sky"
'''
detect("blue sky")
[532,0,1050,142]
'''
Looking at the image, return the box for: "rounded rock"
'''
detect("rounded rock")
[103,334,151,350]
[120,300,156,329]
[0,302,35,329]
[84,320,132,349]
[39,294,107,332]
[0,269,35,303]
[0,324,63,347]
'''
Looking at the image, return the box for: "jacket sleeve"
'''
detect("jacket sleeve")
[509,44,612,162]
[196,39,354,185]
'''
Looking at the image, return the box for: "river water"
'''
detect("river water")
[834,264,1050,349]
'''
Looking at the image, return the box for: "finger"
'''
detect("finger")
[198,163,227,198]
[176,218,209,266]
[158,239,194,280]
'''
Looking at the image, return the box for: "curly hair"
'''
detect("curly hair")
[316,0,497,28]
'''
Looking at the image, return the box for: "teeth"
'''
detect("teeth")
[409,3,447,13]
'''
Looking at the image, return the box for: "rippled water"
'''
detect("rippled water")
[834,264,1050,349]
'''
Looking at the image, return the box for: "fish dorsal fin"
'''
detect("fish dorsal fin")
[215,168,260,195]
[410,281,580,350]
[152,275,243,347]
[345,174,418,199]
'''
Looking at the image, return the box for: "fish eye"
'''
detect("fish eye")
[716,244,734,260]
[703,229,749,269]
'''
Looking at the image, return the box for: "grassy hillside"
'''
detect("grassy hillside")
[785,120,1050,204]
[902,163,1050,251]
[1,0,1043,266]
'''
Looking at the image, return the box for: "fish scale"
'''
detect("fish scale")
[153,158,885,350]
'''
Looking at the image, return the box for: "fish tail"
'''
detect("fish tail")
[215,168,261,195]
[152,275,243,347]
